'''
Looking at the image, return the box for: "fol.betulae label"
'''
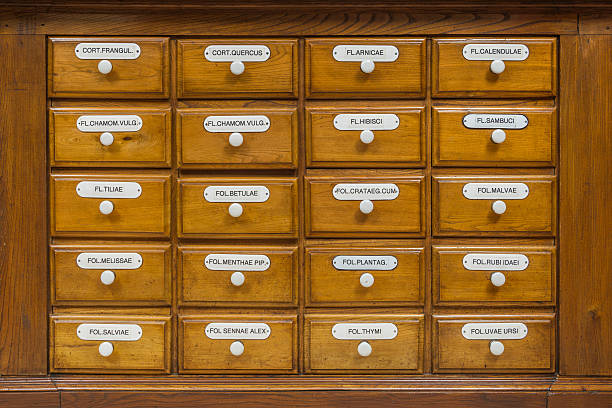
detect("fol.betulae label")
[76,181,142,199]
[332,255,398,271]
[203,185,270,203]
[333,45,399,62]
[75,43,141,60]
[461,323,528,340]
[76,115,143,132]
[462,44,529,61]
[462,183,529,200]
[332,183,400,201]
[332,323,398,340]
[76,252,143,270]
[463,253,529,271]
[77,324,143,341]
[205,323,271,340]
[204,254,271,271]
[203,115,270,133]
[333,114,400,131]
[462,114,528,130]
[204,45,270,62]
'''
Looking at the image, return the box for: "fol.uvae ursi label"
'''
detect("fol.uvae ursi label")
[333,45,399,62]
[204,254,271,271]
[463,183,529,200]
[204,185,270,203]
[332,323,398,340]
[463,253,529,271]
[76,181,142,199]
[204,45,270,62]
[333,184,399,201]
[205,323,271,340]
[462,44,529,61]
[75,43,141,60]
[333,255,398,271]
[77,324,142,341]
[76,115,143,132]
[463,114,528,130]
[462,323,528,340]
[333,114,400,131]
[76,252,143,269]
[203,115,270,133]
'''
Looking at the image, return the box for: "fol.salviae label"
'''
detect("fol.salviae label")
[75,43,141,60]
[462,183,529,200]
[76,181,142,199]
[333,45,399,62]
[77,324,142,341]
[76,253,143,270]
[205,323,271,340]
[463,114,528,130]
[333,114,400,131]
[204,45,270,62]
[76,115,143,132]
[462,44,529,61]
[203,185,270,203]
[332,323,398,340]
[203,115,270,133]
[332,255,398,271]
[332,184,399,201]
[204,254,271,271]
[462,323,528,340]
[463,253,529,271]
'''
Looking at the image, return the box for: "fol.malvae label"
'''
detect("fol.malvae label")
[203,185,270,203]
[333,184,399,201]
[462,44,529,61]
[463,183,529,200]
[76,115,143,132]
[77,324,142,341]
[205,323,271,340]
[76,253,143,270]
[463,114,528,130]
[462,323,528,340]
[76,181,142,199]
[333,114,400,131]
[333,45,399,62]
[75,43,141,60]
[204,254,271,271]
[204,45,270,62]
[332,323,398,340]
[203,115,270,133]
[332,255,398,271]
[463,253,529,271]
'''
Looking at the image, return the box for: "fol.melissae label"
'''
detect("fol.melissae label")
[332,255,398,271]
[333,45,399,62]
[333,184,399,201]
[76,252,143,270]
[204,45,270,62]
[77,324,142,341]
[463,253,529,271]
[203,115,270,133]
[204,185,269,203]
[462,323,528,340]
[205,323,271,340]
[463,114,528,130]
[76,181,142,199]
[75,43,141,60]
[332,323,398,340]
[463,183,529,200]
[333,114,400,131]
[204,254,271,271]
[462,44,529,61]
[76,115,143,132]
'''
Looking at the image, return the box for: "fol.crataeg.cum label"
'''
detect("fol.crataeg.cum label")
[332,184,399,201]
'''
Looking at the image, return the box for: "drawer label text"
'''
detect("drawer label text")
[463,183,529,200]
[462,323,528,340]
[333,183,399,201]
[76,115,143,132]
[463,114,528,130]
[76,181,142,199]
[77,323,142,341]
[203,115,270,133]
[463,253,529,271]
[204,45,270,62]
[204,185,270,203]
[462,44,529,61]
[205,323,271,340]
[204,254,271,271]
[76,252,143,269]
[333,114,400,131]
[332,323,398,340]
[332,255,398,271]
[74,43,141,60]
[333,45,399,62]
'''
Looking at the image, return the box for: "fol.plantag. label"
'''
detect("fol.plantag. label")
[75,43,141,60]
[333,114,400,131]
[462,323,528,340]
[76,115,143,132]
[204,185,270,203]
[76,253,143,270]
[77,324,142,341]
[463,183,529,200]
[204,254,271,271]
[203,115,270,133]
[76,181,142,199]
[333,184,399,201]
[332,255,398,271]
[463,253,529,271]
[333,45,399,62]
[205,323,271,340]
[462,44,529,61]
[204,45,270,62]
[332,323,398,340]
[463,114,528,130]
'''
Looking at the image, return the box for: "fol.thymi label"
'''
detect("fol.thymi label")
[204,254,271,271]
[332,184,399,201]
[462,44,529,61]
[463,114,528,130]
[333,45,399,62]
[462,323,528,340]
[332,323,398,340]
[76,181,142,199]
[333,114,400,131]
[203,115,270,133]
[76,253,143,270]
[76,115,143,132]
[75,43,141,60]
[77,324,142,341]
[204,45,270,62]
[205,323,271,340]
[332,255,398,271]
[203,186,269,203]
[463,253,529,271]
[463,183,529,200]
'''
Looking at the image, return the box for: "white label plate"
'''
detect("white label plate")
[76,181,142,199]
[204,45,270,62]
[462,323,528,340]
[204,254,271,271]
[332,255,398,271]
[333,114,400,131]
[463,253,529,271]
[333,45,399,62]
[205,323,271,340]
[203,186,270,203]
[333,183,399,201]
[462,44,529,61]
[77,324,142,341]
[463,114,528,130]
[76,115,143,132]
[463,183,529,200]
[203,115,270,133]
[332,323,398,340]
[75,43,141,60]
[76,253,143,270]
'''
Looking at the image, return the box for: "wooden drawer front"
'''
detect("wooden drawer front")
[50,106,171,167]
[433,246,556,306]
[306,247,424,306]
[306,103,425,167]
[305,314,424,373]
[50,315,171,374]
[49,37,169,98]
[51,173,171,237]
[179,246,297,307]
[433,38,557,97]
[432,104,557,166]
[177,101,298,168]
[433,315,556,373]
[433,175,556,236]
[179,315,297,373]
[306,174,425,237]
[179,177,298,238]
[177,39,298,98]
[51,244,171,306]
[306,38,425,98]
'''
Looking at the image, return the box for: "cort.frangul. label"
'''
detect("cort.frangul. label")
[75,43,141,60]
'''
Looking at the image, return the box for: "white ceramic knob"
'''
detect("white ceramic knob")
[492,200,507,215]
[228,203,243,218]
[100,270,116,286]
[490,59,505,74]
[230,60,245,75]
[360,272,374,288]
[490,271,506,287]
[99,200,114,215]
[231,271,245,287]
[491,129,506,144]
[99,132,114,146]
[360,59,375,73]
[357,341,372,357]
[360,129,374,144]
[359,199,374,214]
[489,340,505,356]
[230,341,244,356]
[98,59,113,74]
[98,341,114,357]
[229,132,244,147]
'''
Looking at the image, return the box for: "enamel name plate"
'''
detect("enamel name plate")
[76,115,143,132]
[333,114,400,131]
[463,114,528,130]
[76,181,142,199]
[333,45,399,62]
[76,253,143,270]
[332,323,398,340]
[462,323,528,340]
[75,43,141,60]
[204,186,269,203]
[333,255,398,271]
[204,254,271,271]
[77,324,142,341]
[203,115,270,133]
[205,323,271,340]
[204,45,270,62]
[463,253,529,271]
[463,183,529,200]
[333,184,399,201]
[462,44,529,61]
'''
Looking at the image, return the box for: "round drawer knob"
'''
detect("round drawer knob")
[228,203,243,218]
[98,341,114,357]
[360,272,374,288]
[360,129,374,144]
[230,60,245,75]
[229,132,244,147]
[100,270,116,286]
[491,200,507,215]
[230,271,245,287]
[359,199,374,215]
[98,59,113,74]
[490,271,506,287]
[357,341,372,357]
[360,59,375,74]
[489,340,505,356]
[99,200,114,215]
[490,59,506,74]
[230,341,244,356]
[491,129,506,144]
[99,132,114,146]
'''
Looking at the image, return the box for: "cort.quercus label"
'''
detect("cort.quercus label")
[76,115,143,132]
[76,181,142,199]
[77,324,142,341]
[75,43,141,60]
[463,183,529,200]
[204,254,271,271]
[205,323,271,340]
[76,253,143,270]
[204,45,270,62]
[332,323,398,340]
[462,323,528,340]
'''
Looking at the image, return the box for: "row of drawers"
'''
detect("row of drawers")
[50,102,557,168]
[48,37,557,98]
